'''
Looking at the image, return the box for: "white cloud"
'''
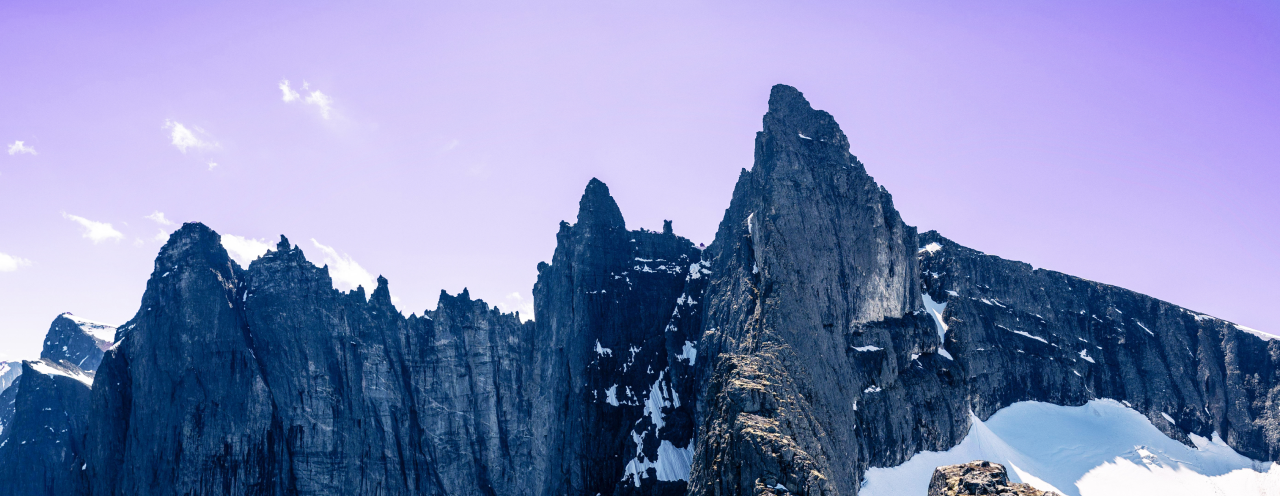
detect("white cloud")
[0,251,32,272]
[502,292,535,321]
[279,79,301,102]
[220,234,272,267]
[310,238,376,293]
[280,79,336,119]
[6,141,36,156]
[207,162,218,170]
[63,213,124,243]
[145,211,173,226]
[153,229,169,242]
[163,120,214,153]
[304,90,334,119]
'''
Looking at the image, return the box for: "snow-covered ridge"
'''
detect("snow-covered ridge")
[60,312,117,344]
[27,360,94,388]
[860,399,1279,496]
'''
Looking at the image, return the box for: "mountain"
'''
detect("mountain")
[0,314,112,496]
[2,85,1277,495]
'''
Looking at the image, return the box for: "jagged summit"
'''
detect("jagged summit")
[764,85,847,142]
[577,177,626,230]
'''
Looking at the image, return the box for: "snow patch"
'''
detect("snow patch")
[919,242,942,254]
[853,345,882,352]
[605,385,620,406]
[922,293,953,360]
[996,324,1049,344]
[859,399,1279,496]
[1078,349,1095,364]
[676,341,697,366]
[60,313,117,345]
[28,361,93,388]
[595,340,613,357]
[1235,325,1277,342]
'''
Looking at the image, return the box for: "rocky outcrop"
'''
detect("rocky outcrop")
[690,85,966,496]
[927,461,1060,496]
[532,179,704,496]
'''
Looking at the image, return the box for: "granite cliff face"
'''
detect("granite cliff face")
[531,179,704,496]
[1,84,1277,496]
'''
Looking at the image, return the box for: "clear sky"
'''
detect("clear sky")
[1,0,1277,360]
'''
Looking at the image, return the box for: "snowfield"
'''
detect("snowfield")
[859,399,1280,496]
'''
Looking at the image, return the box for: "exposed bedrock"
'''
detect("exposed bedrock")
[688,85,1280,496]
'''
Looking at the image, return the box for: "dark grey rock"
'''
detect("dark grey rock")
[0,360,95,496]
[691,84,963,496]
[532,178,703,496]
[918,230,1280,461]
[41,313,114,372]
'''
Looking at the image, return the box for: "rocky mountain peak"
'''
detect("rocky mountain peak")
[370,275,394,308]
[577,177,626,231]
[276,234,291,253]
[41,313,113,371]
[760,84,851,162]
[155,222,237,275]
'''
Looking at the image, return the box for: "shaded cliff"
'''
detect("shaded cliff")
[0,314,111,496]
[532,179,705,496]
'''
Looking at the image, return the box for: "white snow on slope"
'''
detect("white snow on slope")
[860,399,1279,496]
[61,313,117,345]
[27,360,94,388]
[922,293,953,360]
[1235,324,1277,342]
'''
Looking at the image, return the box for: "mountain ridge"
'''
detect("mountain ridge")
[0,84,1275,496]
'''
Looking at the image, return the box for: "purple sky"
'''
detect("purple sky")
[1,0,1277,360]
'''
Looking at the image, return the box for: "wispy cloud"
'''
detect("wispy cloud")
[221,234,272,267]
[7,141,36,156]
[279,79,301,102]
[0,251,32,272]
[145,211,173,226]
[63,213,124,243]
[163,120,215,153]
[310,239,375,293]
[502,292,535,321]
[280,79,335,119]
